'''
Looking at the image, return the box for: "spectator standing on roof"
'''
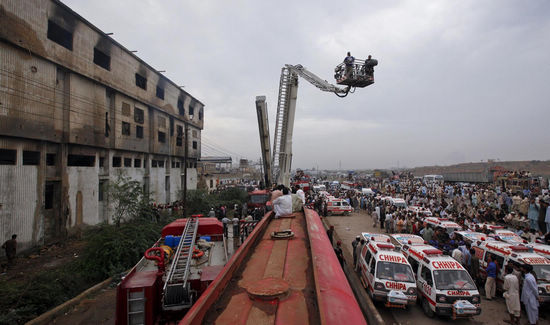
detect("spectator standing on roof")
[503,265,520,325]
[296,187,305,204]
[485,254,497,300]
[521,264,540,325]
[352,236,361,267]
[344,52,355,78]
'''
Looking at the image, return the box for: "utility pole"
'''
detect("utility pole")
[183,124,189,217]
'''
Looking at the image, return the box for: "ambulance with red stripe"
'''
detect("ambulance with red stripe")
[493,229,526,245]
[472,241,550,303]
[425,218,462,235]
[528,243,550,260]
[390,234,425,249]
[326,197,353,216]
[401,244,481,318]
[357,233,417,308]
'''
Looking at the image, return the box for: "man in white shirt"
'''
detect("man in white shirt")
[273,187,293,218]
[296,188,306,204]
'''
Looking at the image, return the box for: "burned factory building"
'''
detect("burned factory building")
[0,0,203,251]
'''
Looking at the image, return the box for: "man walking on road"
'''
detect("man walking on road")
[521,264,540,325]
[334,241,345,268]
[222,216,230,238]
[352,236,360,267]
[355,239,365,272]
[2,234,17,270]
[485,254,497,300]
[327,226,335,246]
[503,265,520,325]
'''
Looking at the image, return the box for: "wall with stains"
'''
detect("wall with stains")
[0,0,205,253]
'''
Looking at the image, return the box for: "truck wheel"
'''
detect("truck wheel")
[422,298,434,318]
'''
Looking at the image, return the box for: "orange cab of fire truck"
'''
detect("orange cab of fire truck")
[357,233,417,308]
[401,244,481,318]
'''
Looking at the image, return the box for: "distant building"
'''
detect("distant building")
[0,0,203,251]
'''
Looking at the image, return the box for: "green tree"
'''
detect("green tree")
[106,172,153,226]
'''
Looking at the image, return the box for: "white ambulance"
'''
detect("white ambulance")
[528,243,550,260]
[390,234,425,248]
[453,231,496,245]
[425,217,462,235]
[472,241,550,303]
[493,229,526,245]
[357,233,417,308]
[326,197,353,216]
[401,244,481,318]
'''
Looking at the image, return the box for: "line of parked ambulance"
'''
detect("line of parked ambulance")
[356,225,550,319]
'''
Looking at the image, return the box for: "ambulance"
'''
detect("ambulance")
[390,234,425,248]
[401,244,481,318]
[408,205,432,218]
[528,243,550,260]
[326,197,353,216]
[493,229,526,245]
[357,234,417,308]
[425,218,462,235]
[453,231,496,245]
[472,241,550,303]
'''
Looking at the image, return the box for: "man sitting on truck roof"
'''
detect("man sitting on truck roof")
[273,187,292,218]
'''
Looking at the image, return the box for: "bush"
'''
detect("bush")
[182,188,248,216]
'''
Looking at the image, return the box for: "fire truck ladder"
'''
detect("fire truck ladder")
[271,66,294,185]
[163,216,199,310]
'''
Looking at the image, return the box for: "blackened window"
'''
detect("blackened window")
[47,20,73,50]
[134,159,141,168]
[0,149,17,165]
[112,156,121,167]
[199,109,203,120]
[136,125,143,139]
[134,107,144,124]
[135,73,147,90]
[68,155,95,167]
[192,141,197,149]
[156,86,164,100]
[175,162,180,168]
[189,105,194,116]
[158,160,165,168]
[176,137,182,147]
[46,153,56,166]
[45,183,54,209]
[23,151,40,165]
[93,48,111,70]
[98,180,107,201]
[177,99,185,115]
[169,117,174,136]
[158,131,166,143]
[176,125,183,136]
[122,122,131,136]
[152,160,158,168]
[171,161,175,168]
[124,158,132,167]
[99,157,105,167]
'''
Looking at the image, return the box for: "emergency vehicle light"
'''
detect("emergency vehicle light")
[376,243,394,249]
[422,249,442,255]
[510,246,528,252]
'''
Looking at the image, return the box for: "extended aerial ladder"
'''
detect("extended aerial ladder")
[162,215,199,310]
[256,59,377,187]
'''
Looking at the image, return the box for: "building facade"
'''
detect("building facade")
[0,0,203,252]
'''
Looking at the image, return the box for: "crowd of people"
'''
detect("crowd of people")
[303,175,549,324]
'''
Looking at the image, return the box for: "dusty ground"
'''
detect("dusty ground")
[323,209,550,325]
[51,286,116,325]
[0,239,85,282]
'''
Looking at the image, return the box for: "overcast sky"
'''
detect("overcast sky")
[65,0,550,170]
